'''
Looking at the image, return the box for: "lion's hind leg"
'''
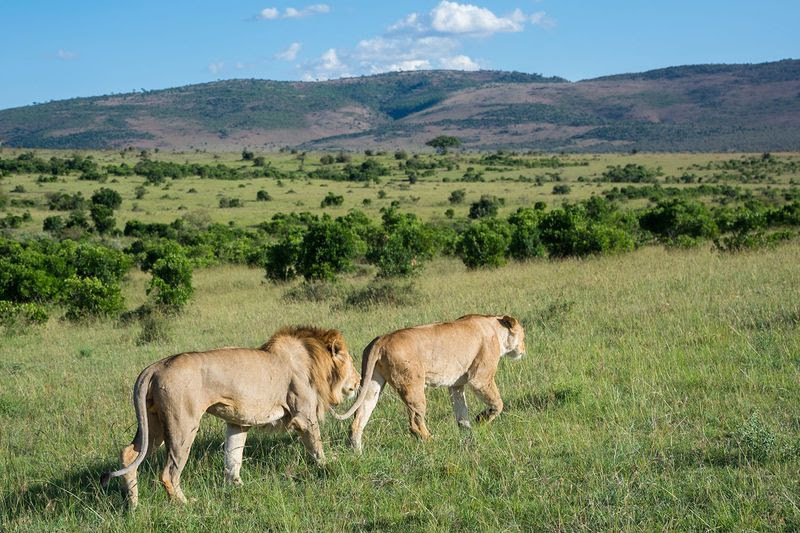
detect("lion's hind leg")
[120,412,164,509]
[449,385,471,429]
[160,413,200,504]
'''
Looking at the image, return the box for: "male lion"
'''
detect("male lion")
[101,326,359,508]
[332,314,525,452]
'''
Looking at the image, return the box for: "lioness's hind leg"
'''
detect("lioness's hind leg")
[224,424,249,485]
[161,416,200,504]
[120,413,164,509]
[471,380,504,424]
[449,385,471,429]
[349,372,385,454]
[397,384,431,441]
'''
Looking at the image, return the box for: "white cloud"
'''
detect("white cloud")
[275,42,302,61]
[430,1,524,35]
[259,7,279,19]
[258,4,329,20]
[299,2,552,80]
[57,49,77,60]
[208,61,225,74]
[439,54,480,70]
[530,11,556,29]
[387,13,425,33]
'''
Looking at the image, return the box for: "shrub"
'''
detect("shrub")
[736,412,776,462]
[42,216,64,234]
[0,300,48,330]
[552,184,572,195]
[539,203,635,257]
[448,189,466,204]
[146,252,194,312]
[366,210,436,277]
[256,190,272,201]
[456,219,512,269]
[219,197,242,208]
[320,192,344,208]
[63,276,124,320]
[299,219,360,281]
[89,203,116,234]
[639,198,719,244]
[468,195,504,219]
[264,229,305,282]
[91,187,122,209]
[508,206,547,260]
[282,280,345,303]
[341,280,421,309]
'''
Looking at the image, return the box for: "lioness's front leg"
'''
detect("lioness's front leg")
[471,380,504,423]
[289,415,326,465]
[224,424,249,485]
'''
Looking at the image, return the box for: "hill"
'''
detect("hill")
[1,60,799,151]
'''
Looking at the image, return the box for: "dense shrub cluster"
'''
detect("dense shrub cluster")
[0,238,130,319]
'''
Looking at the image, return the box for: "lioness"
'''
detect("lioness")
[101,326,359,508]
[332,314,525,452]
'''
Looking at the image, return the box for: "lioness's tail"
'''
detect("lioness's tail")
[100,365,157,487]
[330,337,382,420]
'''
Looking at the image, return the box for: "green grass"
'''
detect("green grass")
[2,243,800,530]
[2,149,798,235]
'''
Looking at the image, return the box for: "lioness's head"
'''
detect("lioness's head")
[322,330,360,404]
[498,315,526,360]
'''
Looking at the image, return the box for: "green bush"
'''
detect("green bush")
[508,206,547,260]
[320,192,344,208]
[456,219,512,269]
[146,253,194,312]
[448,189,466,204]
[264,229,305,282]
[0,300,49,330]
[256,190,272,201]
[366,210,436,277]
[90,187,122,209]
[539,203,635,257]
[42,216,64,234]
[468,195,505,219]
[63,276,124,320]
[89,203,116,234]
[639,198,719,245]
[299,219,360,281]
[341,280,421,309]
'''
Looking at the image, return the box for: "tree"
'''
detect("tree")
[456,219,512,269]
[91,187,122,209]
[299,219,360,281]
[425,135,462,154]
[90,204,116,234]
[468,195,504,219]
[448,189,466,204]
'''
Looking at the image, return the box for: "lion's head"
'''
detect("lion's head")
[498,315,526,360]
[261,326,360,408]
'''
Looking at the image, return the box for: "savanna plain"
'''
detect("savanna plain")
[1,149,799,530]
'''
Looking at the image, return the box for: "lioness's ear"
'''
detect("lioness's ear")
[498,315,518,330]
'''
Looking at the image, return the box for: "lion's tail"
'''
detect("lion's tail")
[330,337,382,421]
[100,365,156,487]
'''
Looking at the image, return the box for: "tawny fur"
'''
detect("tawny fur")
[333,314,526,453]
[101,326,359,509]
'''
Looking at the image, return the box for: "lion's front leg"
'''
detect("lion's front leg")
[471,380,504,424]
[288,415,326,465]
[223,423,249,485]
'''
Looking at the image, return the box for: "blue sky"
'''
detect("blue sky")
[1,0,798,110]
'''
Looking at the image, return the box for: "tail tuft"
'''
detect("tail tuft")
[100,471,112,488]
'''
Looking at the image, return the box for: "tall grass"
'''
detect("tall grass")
[2,243,799,530]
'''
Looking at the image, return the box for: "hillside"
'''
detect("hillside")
[1,60,799,151]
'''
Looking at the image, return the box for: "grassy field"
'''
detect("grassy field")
[2,242,799,530]
[2,149,799,234]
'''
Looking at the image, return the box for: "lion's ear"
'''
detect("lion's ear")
[498,315,518,330]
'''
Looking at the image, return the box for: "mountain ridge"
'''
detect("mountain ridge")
[2,59,799,152]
